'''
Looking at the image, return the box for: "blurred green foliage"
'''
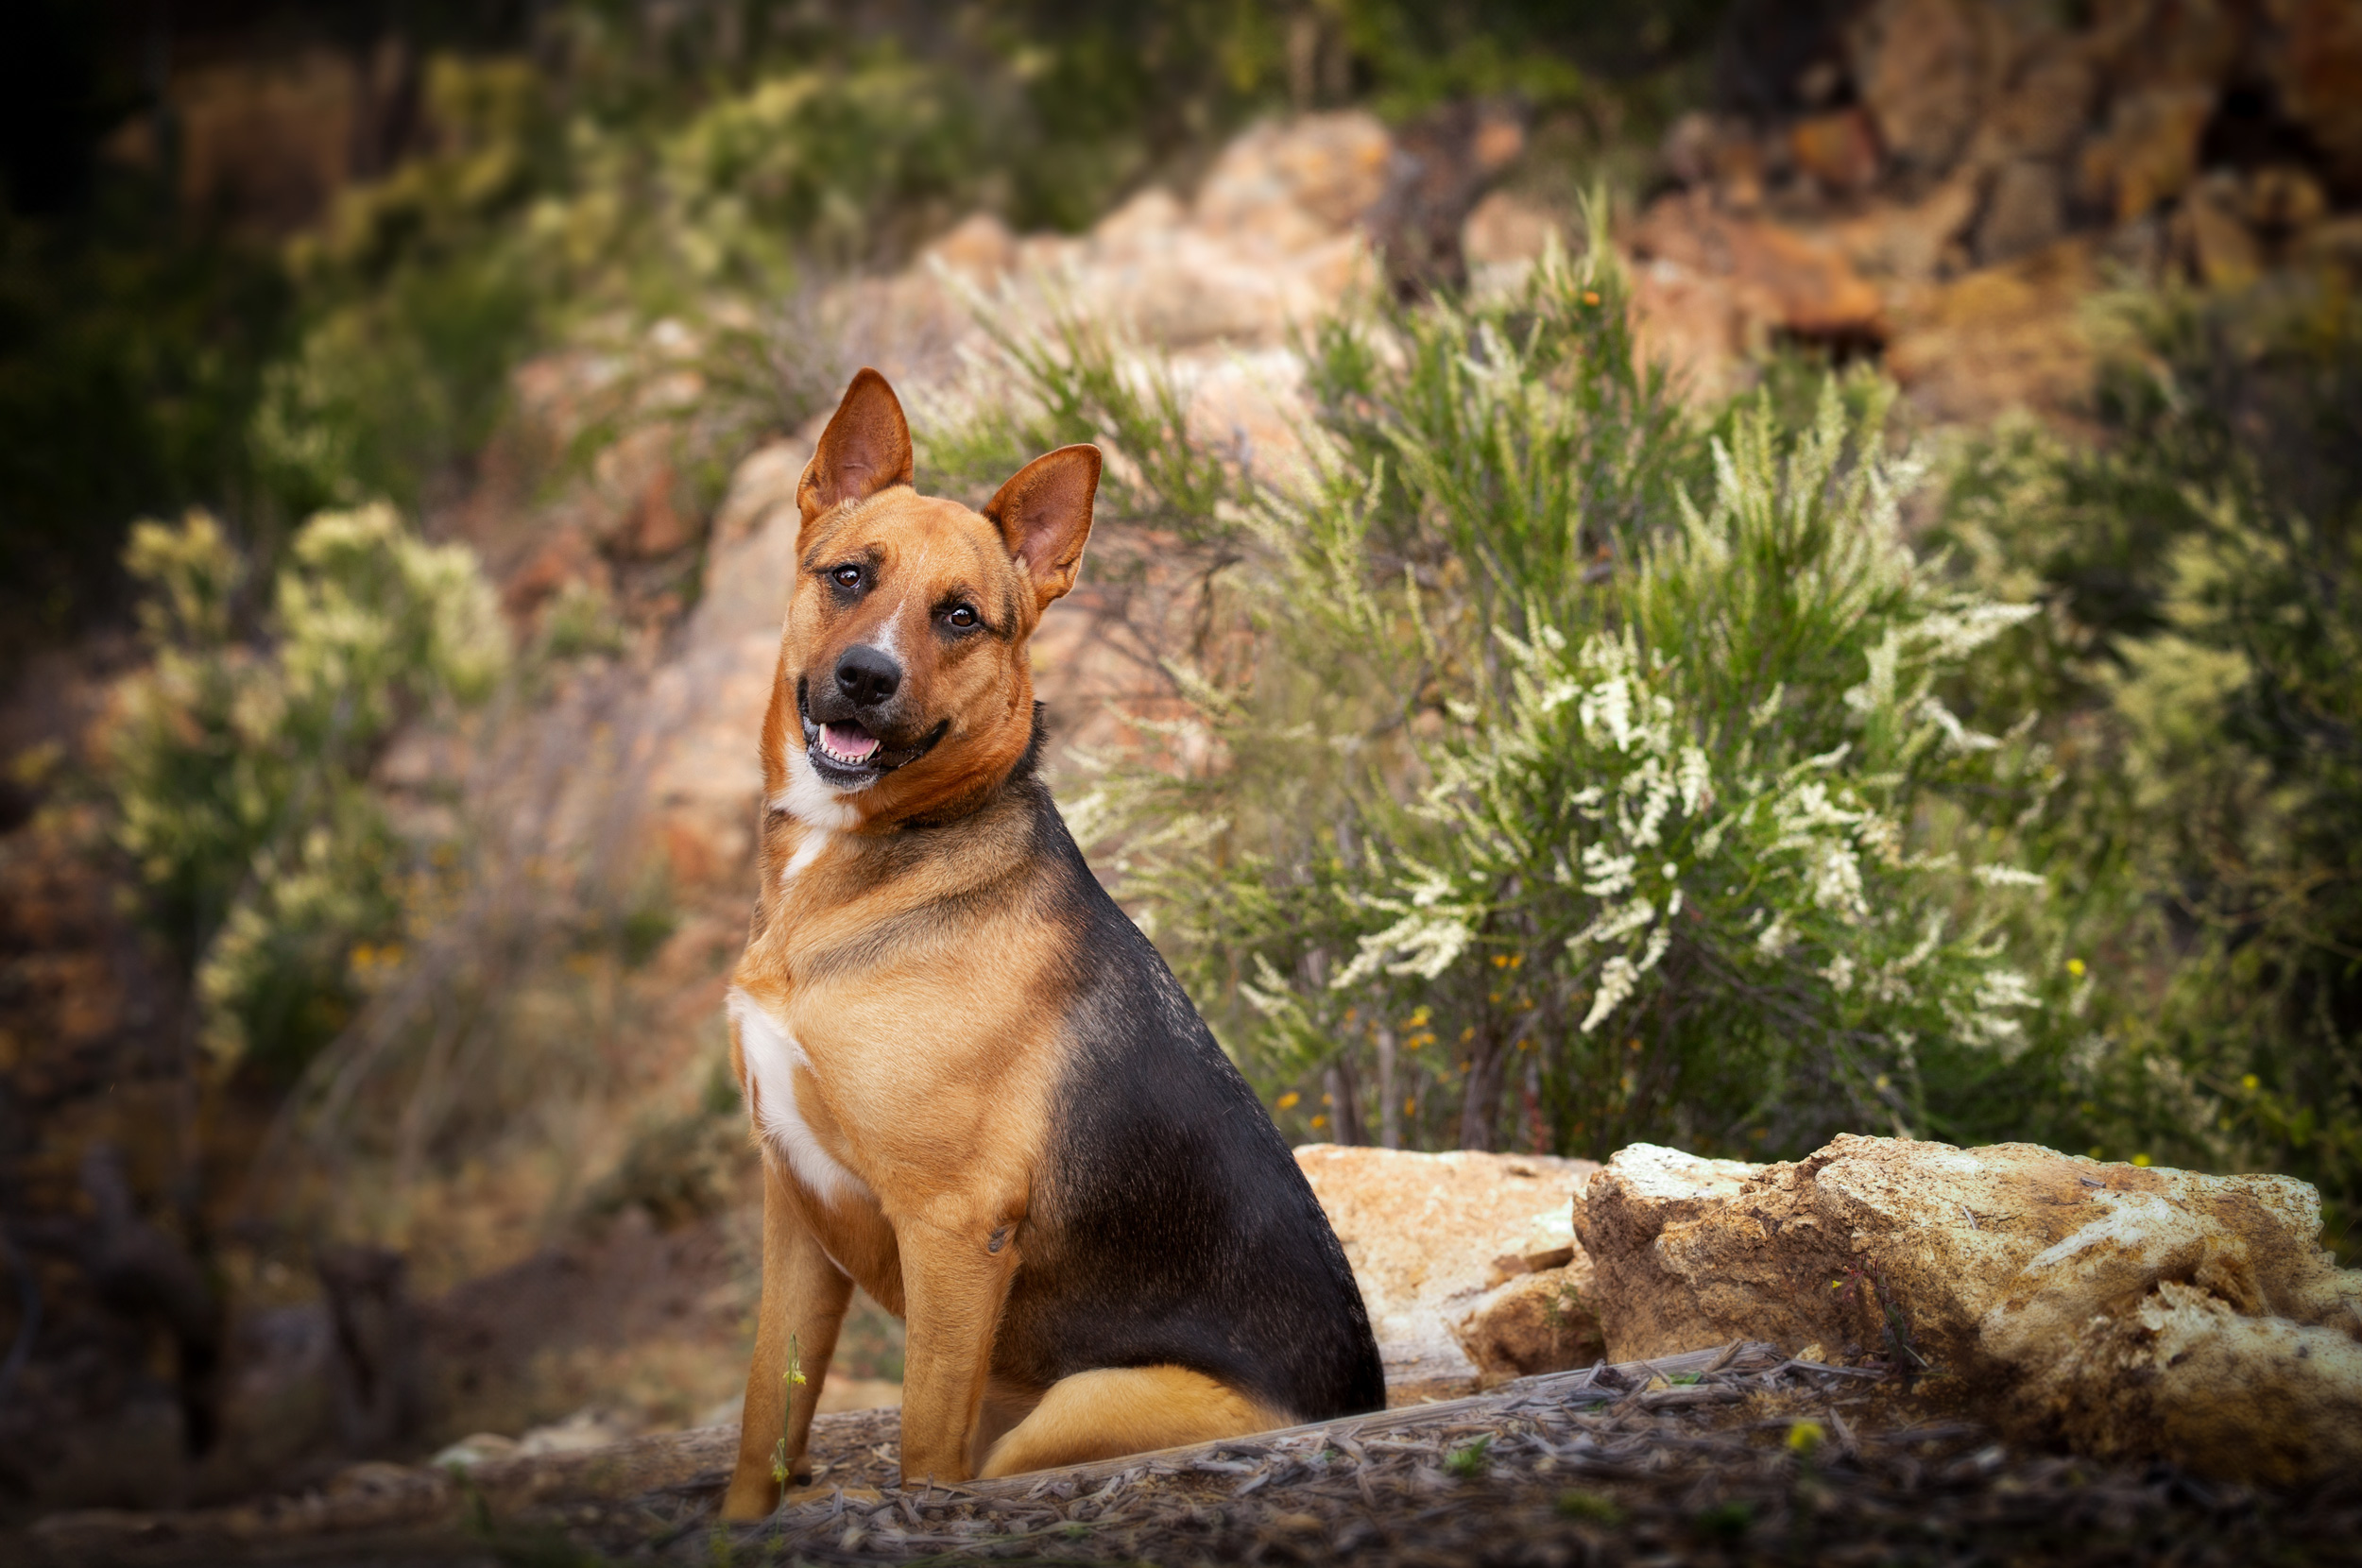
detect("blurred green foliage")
[0,183,292,661]
[108,504,506,1078]
[1935,277,2362,1254]
[922,281,1241,540]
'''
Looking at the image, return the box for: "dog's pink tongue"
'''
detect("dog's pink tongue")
[822,723,880,761]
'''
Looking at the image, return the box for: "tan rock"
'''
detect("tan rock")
[1627,260,1752,404]
[922,212,1019,287]
[1194,111,1397,253]
[1789,109,1880,195]
[2176,172,2262,288]
[633,439,808,897]
[1294,1144,1601,1401]
[1181,349,1312,489]
[2088,0,2247,91]
[1977,49,2097,163]
[2244,165,2327,243]
[1659,111,1742,190]
[2300,213,2362,282]
[1462,190,1562,298]
[1623,190,1891,398]
[1630,192,1885,341]
[1846,0,2002,174]
[1976,159,2067,264]
[2283,0,2362,187]
[2009,1280,2362,1485]
[1830,175,1981,282]
[1883,239,2096,423]
[1088,186,1188,260]
[2078,85,2215,222]
[1572,1134,2362,1482]
[1457,1263,1604,1378]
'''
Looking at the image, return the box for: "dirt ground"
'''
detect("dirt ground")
[22,1346,2361,1567]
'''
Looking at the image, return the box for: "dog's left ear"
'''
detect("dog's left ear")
[985,445,1101,610]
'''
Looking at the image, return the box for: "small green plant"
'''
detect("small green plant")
[768,1332,811,1488]
[1540,1277,1587,1332]
[1445,1434,1493,1478]
[1694,1499,1754,1541]
[1556,1489,1623,1524]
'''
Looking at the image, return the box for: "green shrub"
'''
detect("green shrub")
[921,281,1241,542]
[107,504,507,1078]
[0,177,292,662]
[1936,277,2362,1253]
[1019,247,2072,1159]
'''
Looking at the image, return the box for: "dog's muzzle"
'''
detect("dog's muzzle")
[798,659,947,788]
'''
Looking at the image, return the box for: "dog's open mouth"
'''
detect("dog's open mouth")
[798,698,948,787]
[817,722,880,767]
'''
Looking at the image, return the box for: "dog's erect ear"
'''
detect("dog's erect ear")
[985,445,1101,609]
[797,368,914,520]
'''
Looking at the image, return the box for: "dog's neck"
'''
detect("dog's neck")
[760,703,1049,894]
[898,703,1049,831]
[745,708,1053,981]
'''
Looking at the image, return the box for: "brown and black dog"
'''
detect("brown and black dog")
[718,369,1382,1517]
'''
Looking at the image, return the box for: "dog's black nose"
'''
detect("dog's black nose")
[834,643,902,707]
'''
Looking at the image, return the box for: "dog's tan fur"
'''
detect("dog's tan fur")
[718,372,1285,1516]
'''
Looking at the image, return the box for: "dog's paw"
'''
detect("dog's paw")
[718,1475,781,1523]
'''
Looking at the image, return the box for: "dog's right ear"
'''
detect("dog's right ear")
[797,368,914,522]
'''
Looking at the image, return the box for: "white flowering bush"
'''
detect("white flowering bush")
[108,504,507,1077]
[1319,388,2061,1150]
[1047,247,2080,1157]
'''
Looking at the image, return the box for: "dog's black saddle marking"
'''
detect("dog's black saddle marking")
[987,771,1387,1423]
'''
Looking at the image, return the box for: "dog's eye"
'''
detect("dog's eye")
[830,564,862,589]
[943,605,979,629]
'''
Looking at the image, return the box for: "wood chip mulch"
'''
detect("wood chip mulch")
[511,1343,2362,1568]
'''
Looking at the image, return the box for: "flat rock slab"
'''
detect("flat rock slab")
[1296,1144,1602,1398]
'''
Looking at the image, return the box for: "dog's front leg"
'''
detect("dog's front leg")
[722,1155,854,1521]
[894,1201,1023,1487]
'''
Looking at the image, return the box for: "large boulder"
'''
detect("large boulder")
[1295,1145,1602,1402]
[1573,1135,2362,1482]
[1629,191,1886,342]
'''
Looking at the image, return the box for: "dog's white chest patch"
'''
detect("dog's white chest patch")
[772,735,864,827]
[780,827,831,887]
[727,987,871,1206]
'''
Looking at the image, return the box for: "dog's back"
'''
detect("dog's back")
[988,767,1385,1422]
